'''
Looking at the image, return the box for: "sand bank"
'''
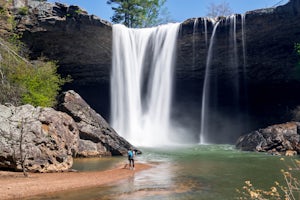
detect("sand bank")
[0,163,151,200]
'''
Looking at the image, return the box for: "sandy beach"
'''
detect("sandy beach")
[0,163,151,200]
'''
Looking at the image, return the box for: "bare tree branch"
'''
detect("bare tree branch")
[206,1,233,18]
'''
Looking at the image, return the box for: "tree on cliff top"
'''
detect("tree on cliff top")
[107,0,169,28]
[206,1,232,18]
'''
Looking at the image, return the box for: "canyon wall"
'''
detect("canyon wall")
[15,0,300,143]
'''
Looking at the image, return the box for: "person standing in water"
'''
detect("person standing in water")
[128,148,135,170]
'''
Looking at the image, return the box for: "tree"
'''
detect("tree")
[0,117,31,177]
[9,59,70,107]
[296,43,300,57]
[107,0,168,28]
[206,1,232,18]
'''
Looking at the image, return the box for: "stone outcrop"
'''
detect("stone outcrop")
[236,122,300,155]
[0,104,79,172]
[15,1,112,85]
[0,90,137,172]
[56,90,134,157]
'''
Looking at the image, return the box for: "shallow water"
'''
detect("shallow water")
[29,144,298,200]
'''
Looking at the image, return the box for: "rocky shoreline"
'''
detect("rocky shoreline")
[236,122,300,156]
[0,90,136,173]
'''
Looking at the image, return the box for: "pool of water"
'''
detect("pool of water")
[28,144,298,200]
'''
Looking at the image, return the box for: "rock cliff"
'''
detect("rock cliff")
[0,91,136,172]
[13,0,300,143]
[174,0,300,143]
[56,90,133,157]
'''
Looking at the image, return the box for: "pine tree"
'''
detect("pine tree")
[107,0,168,28]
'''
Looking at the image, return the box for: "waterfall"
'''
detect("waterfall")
[111,23,180,147]
[228,15,239,106]
[193,18,199,71]
[241,13,249,121]
[203,18,208,48]
[229,15,238,70]
[200,21,220,144]
[241,14,247,70]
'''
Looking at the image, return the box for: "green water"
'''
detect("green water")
[28,145,299,200]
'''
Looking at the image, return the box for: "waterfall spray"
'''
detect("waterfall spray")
[111,23,180,147]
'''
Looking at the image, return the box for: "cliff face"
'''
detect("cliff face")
[15,0,300,143]
[15,1,113,117]
[16,1,112,84]
[175,0,300,143]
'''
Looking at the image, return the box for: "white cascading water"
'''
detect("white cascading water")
[241,14,247,69]
[111,23,180,147]
[228,14,239,104]
[203,18,208,48]
[229,15,238,70]
[200,21,220,144]
[193,18,198,71]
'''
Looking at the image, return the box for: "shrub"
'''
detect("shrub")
[0,38,70,107]
[236,158,300,200]
[296,43,300,56]
[8,59,70,107]
[18,6,29,16]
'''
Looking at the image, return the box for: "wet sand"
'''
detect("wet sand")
[0,163,151,200]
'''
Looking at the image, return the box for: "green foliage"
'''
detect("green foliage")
[18,6,29,16]
[296,43,300,59]
[0,40,70,107]
[9,60,70,107]
[74,8,84,14]
[107,0,170,28]
[294,43,300,80]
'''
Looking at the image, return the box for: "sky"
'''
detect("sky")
[47,0,289,23]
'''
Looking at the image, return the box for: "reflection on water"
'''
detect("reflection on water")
[28,145,296,200]
[72,157,126,172]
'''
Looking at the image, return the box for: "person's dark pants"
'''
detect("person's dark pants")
[129,158,134,168]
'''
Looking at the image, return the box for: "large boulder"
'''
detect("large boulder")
[56,90,135,157]
[0,104,79,172]
[236,122,300,155]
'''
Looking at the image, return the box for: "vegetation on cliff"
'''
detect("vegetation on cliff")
[296,43,300,68]
[0,0,69,107]
[107,0,170,28]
